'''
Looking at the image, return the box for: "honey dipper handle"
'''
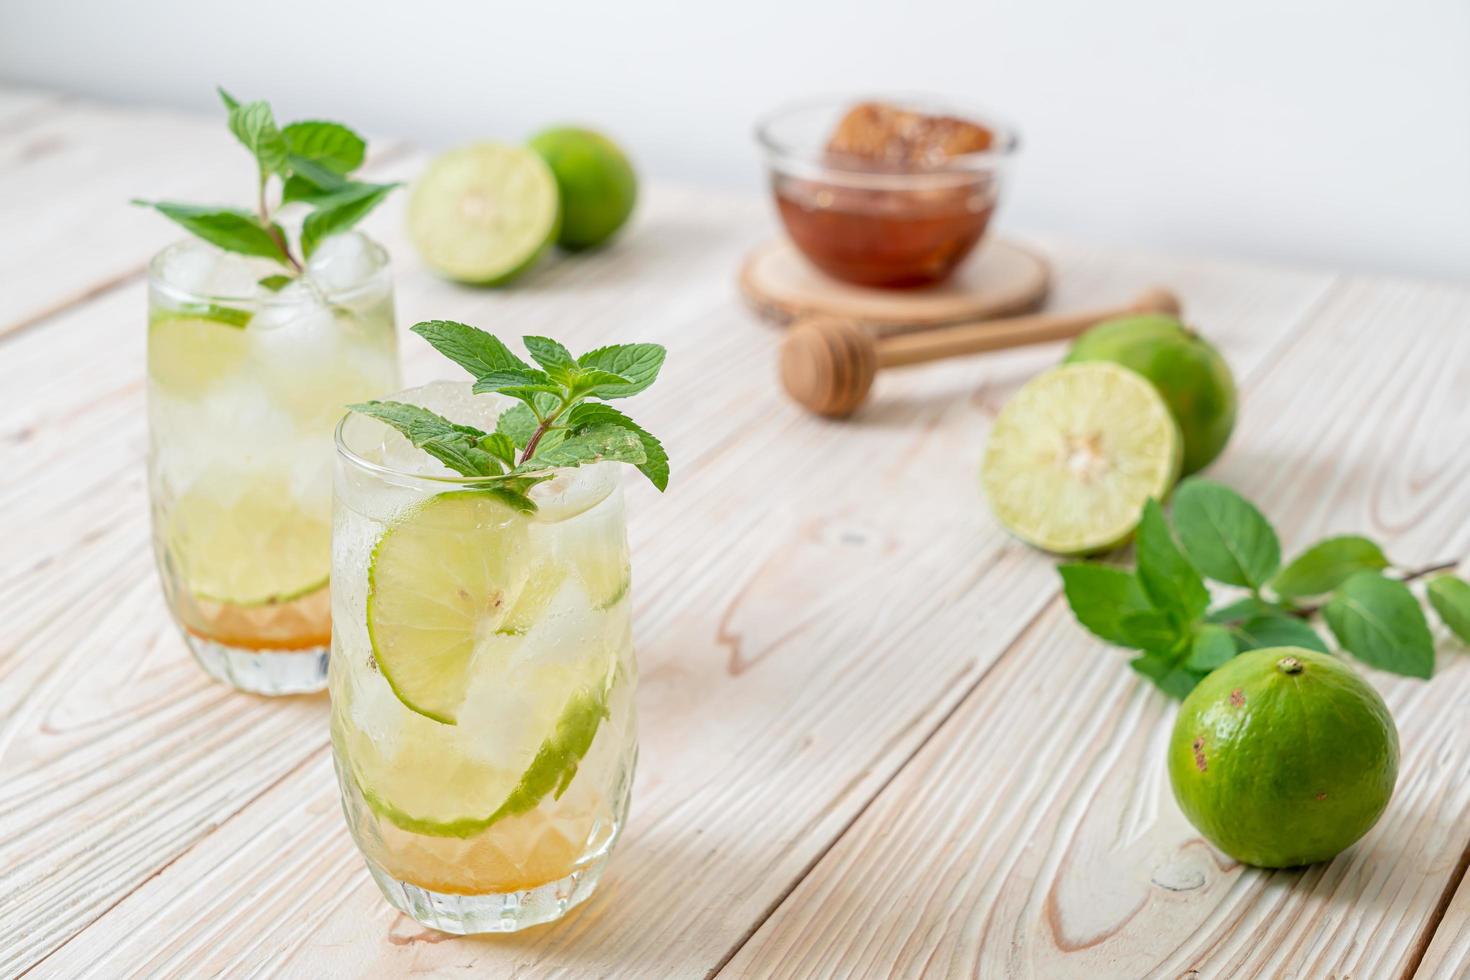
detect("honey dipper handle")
[875,288,1181,369]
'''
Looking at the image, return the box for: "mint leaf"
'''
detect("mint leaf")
[571,368,636,399]
[522,424,645,470]
[347,400,503,478]
[131,201,288,264]
[472,368,556,393]
[1427,575,1470,644]
[217,87,240,111]
[1324,571,1434,678]
[1058,564,1154,647]
[300,181,399,258]
[1120,610,1185,652]
[411,321,533,377]
[258,274,292,292]
[523,336,579,383]
[224,98,288,176]
[1185,623,1237,671]
[576,343,666,398]
[281,156,352,204]
[567,403,669,491]
[1129,653,1203,699]
[1172,478,1281,590]
[1135,498,1209,627]
[1271,535,1389,600]
[495,396,561,448]
[477,432,519,469]
[282,120,365,175]
[1206,596,1278,625]
[1231,613,1329,653]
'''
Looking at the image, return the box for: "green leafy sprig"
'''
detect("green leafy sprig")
[350,321,668,512]
[133,88,399,278]
[1061,477,1466,698]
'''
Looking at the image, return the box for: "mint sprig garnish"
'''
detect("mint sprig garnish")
[133,87,399,274]
[350,321,668,512]
[1061,476,1461,698]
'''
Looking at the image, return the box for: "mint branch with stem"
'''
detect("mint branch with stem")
[349,321,670,514]
[1061,476,1468,698]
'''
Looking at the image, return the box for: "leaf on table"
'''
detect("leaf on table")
[1058,564,1155,648]
[1323,571,1435,678]
[1427,574,1470,644]
[1136,498,1210,627]
[1271,535,1389,600]
[1171,478,1281,590]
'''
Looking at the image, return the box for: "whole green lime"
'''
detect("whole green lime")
[1065,315,1236,475]
[528,127,638,251]
[1168,647,1397,868]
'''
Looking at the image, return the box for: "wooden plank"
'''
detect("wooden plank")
[1417,867,1470,978]
[723,276,1470,978]
[22,242,1333,975]
[0,90,406,339]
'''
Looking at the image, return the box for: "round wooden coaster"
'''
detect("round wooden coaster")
[739,238,1050,334]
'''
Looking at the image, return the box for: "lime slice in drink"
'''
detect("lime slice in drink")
[356,679,613,839]
[168,477,331,605]
[367,491,533,724]
[981,362,1182,554]
[496,562,568,637]
[407,143,561,286]
[147,312,252,398]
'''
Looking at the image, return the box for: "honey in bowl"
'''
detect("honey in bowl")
[761,99,1014,289]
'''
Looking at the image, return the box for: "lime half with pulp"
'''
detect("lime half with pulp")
[408,142,561,285]
[981,362,1181,554]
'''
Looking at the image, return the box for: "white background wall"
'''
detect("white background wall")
[2,0,1466,280]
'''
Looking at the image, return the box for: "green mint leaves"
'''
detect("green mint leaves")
[350,321,669,512]
[134,87,398,272]
[1061,476,1462,699]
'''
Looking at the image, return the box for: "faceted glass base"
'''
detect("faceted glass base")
[186,634,329,695]
[365,852,608,934]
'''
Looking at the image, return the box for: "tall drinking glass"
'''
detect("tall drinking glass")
[147,234,399,694]
[330,382,638,934]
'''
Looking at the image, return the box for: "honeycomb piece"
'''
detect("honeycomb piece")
[827,101,994,168]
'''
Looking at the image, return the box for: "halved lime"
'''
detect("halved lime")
[981,362,1182,554]
[147,313,252,398]
[407,142,561,286]
[367,491,533,724]
[167,477,330,605]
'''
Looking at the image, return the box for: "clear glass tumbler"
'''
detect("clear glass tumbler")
[147,234,399,694]
[330,382,638,934]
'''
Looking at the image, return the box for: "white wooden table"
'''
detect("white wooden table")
[3,87,1469,979]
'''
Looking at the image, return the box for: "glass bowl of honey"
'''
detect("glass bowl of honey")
[756,95,1018,288]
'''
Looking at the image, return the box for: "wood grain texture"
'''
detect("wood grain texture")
[724,276,1470,979]
[1417,863,1470,978]
[6,89,1468,980]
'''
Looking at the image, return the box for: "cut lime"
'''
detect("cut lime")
[981,362,1181,554]
[528,127,638,251]
[407,142,561,286]
[147,313,252,397]
[167,477,330,605]
[366,491,532,724]
[357,679,613,838]
[496,562,568,637]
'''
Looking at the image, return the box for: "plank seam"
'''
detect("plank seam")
[1406,844,1470,979]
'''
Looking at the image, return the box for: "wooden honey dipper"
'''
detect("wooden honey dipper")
[779,287,1181,417]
